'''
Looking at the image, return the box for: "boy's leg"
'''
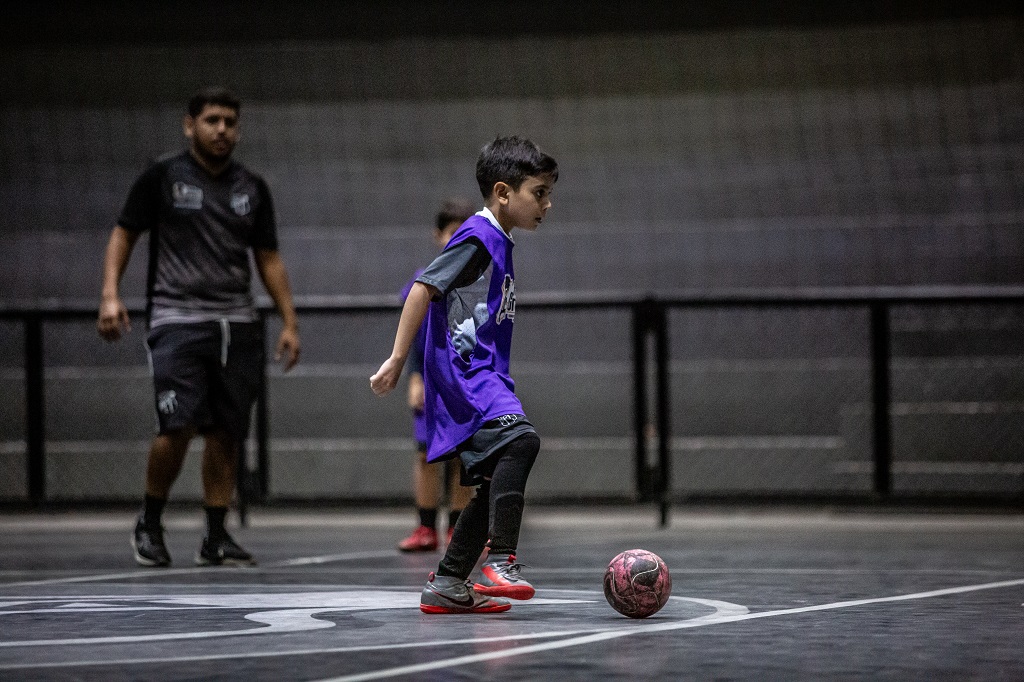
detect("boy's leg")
[474,432,540,599]
[436,481,490,579]
[486,432,540,554]
[445,459,472,545]
[415,452,442,509]
[420,482,509,614]
[398,450,440,552]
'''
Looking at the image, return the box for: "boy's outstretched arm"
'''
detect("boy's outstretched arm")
[370,281,436,397]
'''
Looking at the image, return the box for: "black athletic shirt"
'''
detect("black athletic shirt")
[118,151,278,326]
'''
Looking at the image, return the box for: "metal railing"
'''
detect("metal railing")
[3,285,1024,522]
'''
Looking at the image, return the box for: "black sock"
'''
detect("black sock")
[205,506,228,541]
[447,509,461,530]
[142,494,166,527]
[418,507,438,529]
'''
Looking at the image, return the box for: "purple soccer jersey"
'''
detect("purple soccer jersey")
[419,213,522,462]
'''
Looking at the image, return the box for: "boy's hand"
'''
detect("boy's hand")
[370,357,403,396]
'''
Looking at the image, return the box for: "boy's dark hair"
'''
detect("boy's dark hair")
[435,198,476,231]
[187,86,241,118]
[475,136,559,198]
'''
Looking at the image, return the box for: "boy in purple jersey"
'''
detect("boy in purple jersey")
[371,136,557,613]
[397,199,475,553]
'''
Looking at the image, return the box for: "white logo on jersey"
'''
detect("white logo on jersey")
[157,390,178,415]
[172,182,203,210]
[231,193,251,216]
[496,275,515,325]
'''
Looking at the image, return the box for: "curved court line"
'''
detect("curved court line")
[0,608,338,647]
[0,595,591,649]
[0,594,743,670]
[313,577,1024,682]
[0,626,603,671]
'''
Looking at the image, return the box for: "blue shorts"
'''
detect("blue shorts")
[146,321,264,441]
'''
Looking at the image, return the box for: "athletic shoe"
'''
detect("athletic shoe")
[474,553,535,600]
[195,533,257,567]
[398,525,438,552]
[420,572,511,614]
[131,515,171,567]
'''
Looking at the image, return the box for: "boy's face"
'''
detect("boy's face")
[501,174,555,232]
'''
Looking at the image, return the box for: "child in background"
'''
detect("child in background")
[397,199,476,552]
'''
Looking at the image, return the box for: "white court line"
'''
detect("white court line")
[10,568,222,587]
[518,567,1023,576]
[6,551,399,586]
[272,551,398,567]
[314,577,1024,682]
[0,626,603,671]
[0,596,743,671]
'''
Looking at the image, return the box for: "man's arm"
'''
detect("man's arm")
[254,248,301,371]
[97,226,141,342]
[370,281,436,397]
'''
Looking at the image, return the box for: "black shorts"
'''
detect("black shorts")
[146,320,264,442]
[453,414,537,486]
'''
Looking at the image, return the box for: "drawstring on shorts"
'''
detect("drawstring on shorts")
[219,318,231,367]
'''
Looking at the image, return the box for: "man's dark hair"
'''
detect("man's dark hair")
[475,136,558,198]
[187,86,241,118]
[435,198,476,231]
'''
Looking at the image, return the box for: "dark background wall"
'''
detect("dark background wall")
[1,2,1022,501]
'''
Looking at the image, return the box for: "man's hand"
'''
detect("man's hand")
[370,356,404,397]
[275,326,301,372]
[97,297,131,341]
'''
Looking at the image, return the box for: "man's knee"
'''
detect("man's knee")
[152,428,195,452]
[204,429,240,459]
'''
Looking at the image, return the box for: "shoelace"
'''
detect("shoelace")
[501,555,530,579]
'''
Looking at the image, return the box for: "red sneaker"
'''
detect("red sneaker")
[397,525,438,552]
[474,553,535,600]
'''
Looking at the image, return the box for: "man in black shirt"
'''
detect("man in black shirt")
[97,87,300,567]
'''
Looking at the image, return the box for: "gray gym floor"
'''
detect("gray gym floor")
[1,505,1023,680]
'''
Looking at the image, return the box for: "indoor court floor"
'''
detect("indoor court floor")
[1,505,1022,680]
